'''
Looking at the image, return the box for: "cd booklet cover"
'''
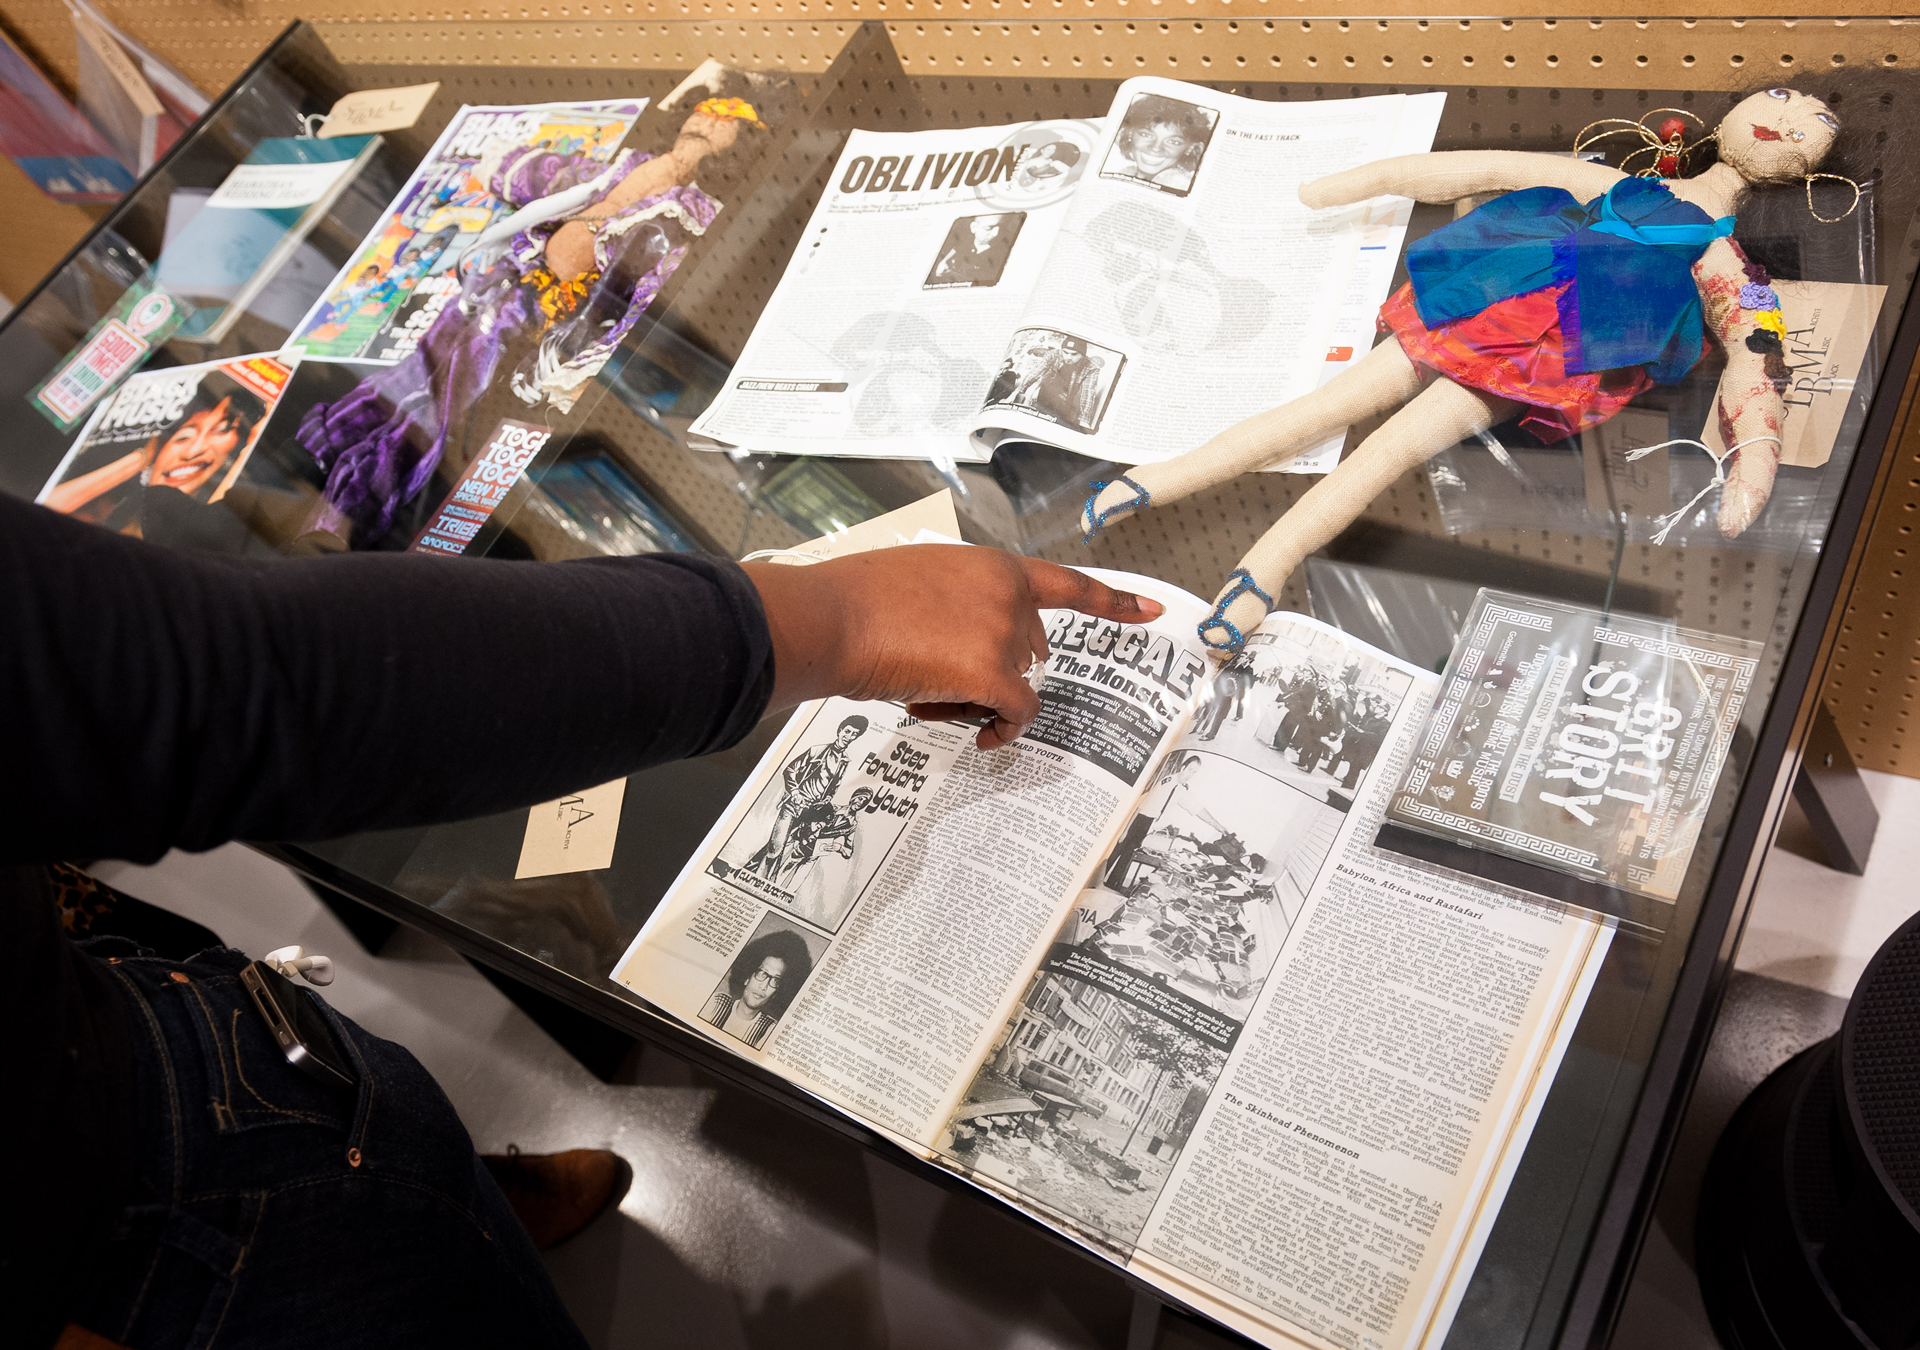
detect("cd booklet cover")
[1378,589,1760,930]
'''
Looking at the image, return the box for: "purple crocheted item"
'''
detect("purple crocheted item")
[297,147,719,547]
[1738,282,1779,312]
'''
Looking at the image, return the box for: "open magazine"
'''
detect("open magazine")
[613,579,1611,1350]
[687,78,1443,471]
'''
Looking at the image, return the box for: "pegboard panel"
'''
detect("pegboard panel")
[305,16,1920,95]
[5,5,1920,101]
[1820,392,1920,775]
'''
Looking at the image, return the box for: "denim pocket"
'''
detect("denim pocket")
[175,971,354,1135]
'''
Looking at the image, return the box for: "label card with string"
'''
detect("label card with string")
[1702,279,1887,470]
[1581,406,1671,523]
[318,83,441,139]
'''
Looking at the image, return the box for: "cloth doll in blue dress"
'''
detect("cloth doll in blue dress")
[1085,86,1852,653]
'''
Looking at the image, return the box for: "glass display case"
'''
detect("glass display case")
[7,17,1919,1348]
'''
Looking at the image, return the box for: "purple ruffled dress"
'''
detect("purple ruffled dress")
[297,145,720,545]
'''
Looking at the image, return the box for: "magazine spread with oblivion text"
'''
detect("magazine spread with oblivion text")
[687,78,1444,474]
[613,580,1611,1350]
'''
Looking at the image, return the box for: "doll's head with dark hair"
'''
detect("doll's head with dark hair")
[1690,70,1920,284]
[724,927,813,1020]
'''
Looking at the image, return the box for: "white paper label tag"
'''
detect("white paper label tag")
[515,778,628,879]
[319,83,440,138]
[206,159,358,211]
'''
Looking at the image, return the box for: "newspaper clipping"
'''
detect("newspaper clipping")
[976,79,1424,466]
[936,617,1425,1250]
[613,597,1612,1350]
[688,115,1106,462]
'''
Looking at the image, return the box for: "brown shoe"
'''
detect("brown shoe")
[481,1145,632,1250]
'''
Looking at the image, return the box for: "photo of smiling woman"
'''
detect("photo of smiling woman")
[1099,93,1219,197]
[39,356,291,536]
[698,916,827,1049]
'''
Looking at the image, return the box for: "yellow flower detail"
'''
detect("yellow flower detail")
[524,263,596,322]
[693,96,763,126]
[1754,309,1787,340]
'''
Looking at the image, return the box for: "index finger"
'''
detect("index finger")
[1018,556,1164,623]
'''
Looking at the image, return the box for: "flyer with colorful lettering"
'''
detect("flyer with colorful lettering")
[409,417,552,555]
[1381,590,1760,908]
[30,278,192,430]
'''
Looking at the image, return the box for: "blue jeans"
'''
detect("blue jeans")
[69,940,589,1349]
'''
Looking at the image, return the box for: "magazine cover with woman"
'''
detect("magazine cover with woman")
[35,354,295,537]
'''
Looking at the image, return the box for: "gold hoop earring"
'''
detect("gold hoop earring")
[1806,172,1862,223]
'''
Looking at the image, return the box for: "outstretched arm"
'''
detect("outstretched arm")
[1,499,1162,863]
[1301,150,1625,210]
[1694,238,1788,536]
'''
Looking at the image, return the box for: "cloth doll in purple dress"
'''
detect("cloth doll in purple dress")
[296,100,758,546]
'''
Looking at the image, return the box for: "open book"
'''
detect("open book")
[687,78,1443,472]
[613,578,1611,1350]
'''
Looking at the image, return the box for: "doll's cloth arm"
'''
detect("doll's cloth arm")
[1693,238,1788,535]
[1301,150,1626,209]
[460,149,640,264]
[493,146,637,210]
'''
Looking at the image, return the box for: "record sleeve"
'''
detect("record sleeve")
[1378,589,1760,917]
[287,98,644,360]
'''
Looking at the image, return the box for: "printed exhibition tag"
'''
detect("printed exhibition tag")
[516,779,628,878]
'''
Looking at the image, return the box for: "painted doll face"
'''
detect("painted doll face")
[1718,87,1839,183]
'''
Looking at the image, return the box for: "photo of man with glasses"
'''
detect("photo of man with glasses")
[698,920,823,1048]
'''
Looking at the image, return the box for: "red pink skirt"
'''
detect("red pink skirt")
[1377,280,1655,444]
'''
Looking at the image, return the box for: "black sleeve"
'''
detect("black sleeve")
[0,493,774,865]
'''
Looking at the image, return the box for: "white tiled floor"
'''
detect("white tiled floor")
[1730,769,1920,996]
[91,769,1920,1350]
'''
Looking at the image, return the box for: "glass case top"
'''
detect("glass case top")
[5,18,1918,1347]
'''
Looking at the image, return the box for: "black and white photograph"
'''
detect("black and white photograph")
[1098,92,1219,197]
[923,211,1026,289]
[1072,750,1342,1021]
[1196,626,1417,812]
[982,327,1125,436]
[1010,141,1082,193]
[940,969,1228,1244]
[705,706,923,932]
[696,914,829,1050]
